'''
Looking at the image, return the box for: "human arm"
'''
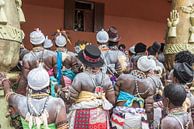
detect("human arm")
[0,73,23,112]
[0,73,13,96]
[105,85,115,105]
[55,99,68,129]
[69,75,82,103]
[145,95,154,127]
[22,60,31,79]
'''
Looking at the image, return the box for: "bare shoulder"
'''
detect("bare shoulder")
[67,51,76,57]
[161,116,180,129]
[45,49,56,56]
[47,96,65,108]
[22,52,31,61]
[118,73,129,80]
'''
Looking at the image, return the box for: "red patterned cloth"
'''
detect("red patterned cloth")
[74,108,108,129]
[74,109,91,129]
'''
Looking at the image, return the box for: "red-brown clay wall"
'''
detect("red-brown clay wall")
[21,4,167,51]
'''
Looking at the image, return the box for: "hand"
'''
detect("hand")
[0,72,7,86]
[167,10,179,27]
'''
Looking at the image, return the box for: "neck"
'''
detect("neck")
[85,68,100,74]
[57,47,66,51]
[168,105,184,114]
[28,91,49,99]
[33,44,42,48]
[32,46,43,51]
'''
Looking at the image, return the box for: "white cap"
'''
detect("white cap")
[129,45,135,54]
[30,28,45,45]
[55,33,67,47]
[43,36,53,49]
[27,63,50,90]
[137,56,156,72]
[96,29,109,44]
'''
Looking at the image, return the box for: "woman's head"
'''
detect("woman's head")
[175,51,193,66]
[173,63,193,84]
[27,63,50,91]
[163,83,186,107]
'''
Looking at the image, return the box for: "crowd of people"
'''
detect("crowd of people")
[0,26,193,129]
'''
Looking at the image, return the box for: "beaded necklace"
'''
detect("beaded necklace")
[168,107,185,115]
[25,95,50,129]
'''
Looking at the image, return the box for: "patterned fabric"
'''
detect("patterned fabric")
[111,106,149,129]
[62,69,76,81]
[74,109,90,129]
[74,108,108,129]
[117,91,144,108]
[68,91,111,129]
[130,70,147,79]
[63,76,72,88]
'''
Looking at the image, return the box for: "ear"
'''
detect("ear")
[162,97,169,107]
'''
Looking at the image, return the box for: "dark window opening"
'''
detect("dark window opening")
[64,0,104,32]
[74,1,94,32]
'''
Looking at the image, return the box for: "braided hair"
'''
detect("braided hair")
[175,51,194,66]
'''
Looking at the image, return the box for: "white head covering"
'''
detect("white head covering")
[129,45,135,54]
[96,29,109,44]
[55,33,67,47]
[30,28,45,45]
[27,63,50,90]
[43,36,53,49]
[137,56,157,72]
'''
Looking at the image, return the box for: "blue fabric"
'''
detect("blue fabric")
[50,76,58,97]
[56,51,62,84]
[117,91,144,108]
[62,69,76,81]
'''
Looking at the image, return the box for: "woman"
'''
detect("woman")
[111,56,163,129]
[161,83,193,129]
[68,45,115,129]
[54,31,81,84]
[0,64,68,129]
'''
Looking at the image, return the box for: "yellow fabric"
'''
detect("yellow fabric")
[76,91,105,103]
[118,55,127,72]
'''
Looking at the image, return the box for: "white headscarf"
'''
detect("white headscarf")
[27,63,50,90]
[30,28,45,45]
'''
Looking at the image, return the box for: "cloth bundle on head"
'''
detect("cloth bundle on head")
[96,29,109,44]
[134,42,147,54]
[43,36,53,49]
[78,44,104,67]
[137,56,157,72]
[55,33,67,47]
[30,28,45,45]
[107,26,120,43]
[27,63,50,90]
[173,62,193,84]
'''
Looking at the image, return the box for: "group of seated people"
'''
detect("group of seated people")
[0,26,194,129]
